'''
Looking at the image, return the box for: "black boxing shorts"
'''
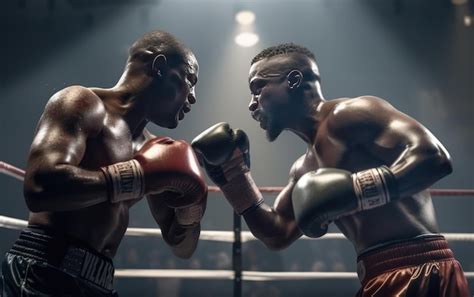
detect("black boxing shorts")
[356,234,470,297]
[1,226,118,297]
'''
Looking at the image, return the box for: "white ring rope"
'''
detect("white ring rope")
[0,161,24,181]
[113,269,358,280]
[113,269,474,280]
[1,215,474,243]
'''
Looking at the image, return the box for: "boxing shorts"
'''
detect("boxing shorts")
[1,225,118,297]
[356,234,470,297]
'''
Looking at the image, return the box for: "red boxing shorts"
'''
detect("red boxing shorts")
[356,234,470,297]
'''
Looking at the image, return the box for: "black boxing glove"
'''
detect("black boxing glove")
[192,122,264,214]
[292,166,398,237]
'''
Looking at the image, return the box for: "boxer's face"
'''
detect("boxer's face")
[248,56,294,141]
[147,52,198,128]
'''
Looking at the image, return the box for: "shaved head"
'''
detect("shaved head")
[128,30,191,67]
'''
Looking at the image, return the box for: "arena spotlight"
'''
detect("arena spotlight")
[235,10,256,25]
[234,32,259,47]
[464,15,472,27]
[451,0,467,5]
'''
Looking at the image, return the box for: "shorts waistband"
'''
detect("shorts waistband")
[9,228,114,291]
[356,234,454,284]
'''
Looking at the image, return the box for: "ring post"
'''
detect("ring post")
[233,212,242,297]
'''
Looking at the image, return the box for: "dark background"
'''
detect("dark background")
[1,0,473,296]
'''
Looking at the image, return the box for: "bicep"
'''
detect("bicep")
[367,107,448,167]
[272,171,303,240]
[273,180,298,220]
[273,156,304,220]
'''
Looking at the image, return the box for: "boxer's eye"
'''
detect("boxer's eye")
[250,80,265,95]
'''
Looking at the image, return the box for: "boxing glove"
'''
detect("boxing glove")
[292,166,398,238]
[101,137,207,210]
[192,123,263,214]
[174,195,207,228]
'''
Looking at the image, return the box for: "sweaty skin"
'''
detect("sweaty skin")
[242,54,451,254]
[24,50,200,258]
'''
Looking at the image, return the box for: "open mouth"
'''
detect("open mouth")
[178,102,191,121]
[182,102,191,113]
[251,110,262,122]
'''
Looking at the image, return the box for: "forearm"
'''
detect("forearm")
[390,145,452,197]
[244,203,300,250]
[24,164,108,212]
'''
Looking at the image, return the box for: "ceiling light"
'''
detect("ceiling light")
[235,10,256,25]
[234,32,259,47]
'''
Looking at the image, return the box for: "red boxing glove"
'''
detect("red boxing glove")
[174,193,207,227]
[101,137,208,209]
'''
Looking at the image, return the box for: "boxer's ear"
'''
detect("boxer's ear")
[152,54,168,78]
[287,70,303,90]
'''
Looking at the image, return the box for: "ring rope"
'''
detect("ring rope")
[0,161,474,196]
[209,186,474,196]
[2,161,474,196]
[1,215,473,243]
[113,269,474,280]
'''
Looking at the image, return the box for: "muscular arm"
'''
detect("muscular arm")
[147,193,200,259]
[24,86,109,212]
[243,166,303,250]
[331,96,452,198]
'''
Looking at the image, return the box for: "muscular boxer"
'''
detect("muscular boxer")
[192,44,470,296]
[1,30,207,297]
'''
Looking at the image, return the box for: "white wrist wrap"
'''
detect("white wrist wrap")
[101,159,145,203]
[352,167,391,211]
[220,171,264,215]
[175,204,203,226]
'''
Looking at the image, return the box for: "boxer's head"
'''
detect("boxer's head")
[125,30,199,129]
[248,43,321,141]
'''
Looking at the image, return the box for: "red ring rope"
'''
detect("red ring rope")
[2,161,473,196]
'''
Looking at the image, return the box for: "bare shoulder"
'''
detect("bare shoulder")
[330,96,395,117]
[326,96,397,142]
[43,85,106,135]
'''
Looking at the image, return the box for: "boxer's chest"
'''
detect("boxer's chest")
[80,116,136,168]
[292,150,319,181]
[313,124,379,172]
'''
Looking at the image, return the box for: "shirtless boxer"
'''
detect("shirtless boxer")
[192,44,470,296]
[2,30,207,297]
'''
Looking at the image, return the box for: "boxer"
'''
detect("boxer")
[192,43,470,296]
[2,30,207,297]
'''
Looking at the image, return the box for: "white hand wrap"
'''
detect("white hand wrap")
[220,151,264,215]
[352,167,391,211]
[101,159,145,203]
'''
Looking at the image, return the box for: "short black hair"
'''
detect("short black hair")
[251,43,316,65]
[128,30,190,66]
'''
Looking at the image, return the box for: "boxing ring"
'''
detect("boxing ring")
[1,160,474,296]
